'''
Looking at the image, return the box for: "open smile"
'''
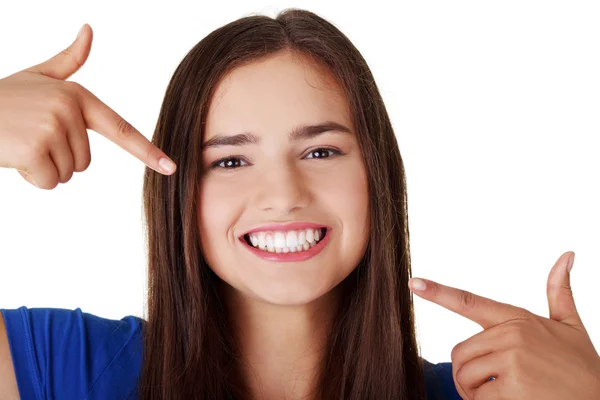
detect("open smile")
[239,227,331,262]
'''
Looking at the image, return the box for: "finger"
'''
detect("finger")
[472,378,503,400]
[48,134,75,183]
[455,351,502,400]
[547,251,583,328]
[451,322,525,388]
[409,278,528,329]
[24,24,92,81]
[23,152,60,190]
[18,170,39,188]
[61,96,91,172]
[73,84,177,175]
[452,326,500,371]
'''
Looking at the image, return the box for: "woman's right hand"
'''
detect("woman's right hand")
[0,23,177,190]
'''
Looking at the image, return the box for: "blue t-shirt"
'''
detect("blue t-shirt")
[1,307,461,399]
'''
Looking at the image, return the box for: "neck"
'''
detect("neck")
[222,283,342,400]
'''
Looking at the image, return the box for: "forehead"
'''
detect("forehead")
[205,51,351,138]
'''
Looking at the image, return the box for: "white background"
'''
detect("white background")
[0,1,598,365]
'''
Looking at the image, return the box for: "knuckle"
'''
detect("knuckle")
[547,281,574,298]
[52,90,77,111]
[64,81,90,99]
[459,290,476,311]
[506,348,525,367]
[145,144,159,165]
[40,114,64,138]
[509,328,526,346]
[63,80,83,92]
[55,94,80,121]
[515,308,534,322]
[506,323,529,347]
[116,118,136,139]
[450,342,464,361]
[559,284,574,298]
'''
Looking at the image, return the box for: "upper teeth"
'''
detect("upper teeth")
[246,228,324,252]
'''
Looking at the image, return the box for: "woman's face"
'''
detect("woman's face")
[198,50,369,306]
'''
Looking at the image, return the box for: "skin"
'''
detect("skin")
[0,24,174,399]
[410,251,600,399]
[197,50,370,399]
[4,24,597,400]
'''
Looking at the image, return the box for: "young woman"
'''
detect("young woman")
[1,8,599,400]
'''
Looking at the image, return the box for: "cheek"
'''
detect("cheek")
[314,158,370,270]
[345,165,370,251]
[319,158,370,231]
[197,179,245,261]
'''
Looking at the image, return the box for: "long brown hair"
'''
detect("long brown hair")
[140,8,425,399]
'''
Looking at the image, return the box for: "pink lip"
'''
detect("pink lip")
[239,228,331,262]
[242,222,328,236]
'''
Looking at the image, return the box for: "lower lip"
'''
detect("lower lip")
[239,229,331,262]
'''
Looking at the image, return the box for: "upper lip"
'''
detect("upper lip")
[241,222,329,236]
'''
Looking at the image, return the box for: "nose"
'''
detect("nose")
[252,162,311,215]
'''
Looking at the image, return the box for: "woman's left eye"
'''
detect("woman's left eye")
[304,147,342,159]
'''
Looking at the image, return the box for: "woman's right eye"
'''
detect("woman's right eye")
[210,156,248,170]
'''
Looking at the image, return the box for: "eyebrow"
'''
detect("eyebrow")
[201,121,353,150]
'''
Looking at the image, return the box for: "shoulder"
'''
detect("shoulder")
[422,358,461,399]
[0,306,144,399]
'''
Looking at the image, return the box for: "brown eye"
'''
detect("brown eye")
[210,156,248,170]
[304,147,342,159]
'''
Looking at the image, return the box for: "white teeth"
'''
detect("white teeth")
[286,231,298,248]
[258,232,266,249]
[298,231,306,245]
[246,228,326,253]
[306,229,314,243]
[274,232,286,248]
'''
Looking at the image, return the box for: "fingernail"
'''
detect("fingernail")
[76,24,85,40]
[158,157,176,174]
[410,278,427,291]
[23,172,39,187]
[567,252,575,273]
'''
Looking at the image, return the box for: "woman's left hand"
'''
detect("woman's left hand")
[409,251,600,400]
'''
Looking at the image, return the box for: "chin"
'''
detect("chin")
[248,279,341,307]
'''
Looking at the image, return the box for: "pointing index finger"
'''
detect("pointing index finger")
[73,83,176,175]
[409,278,528,329]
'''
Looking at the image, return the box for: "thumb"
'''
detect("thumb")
[546,251,583,327]
[24,23,93,81]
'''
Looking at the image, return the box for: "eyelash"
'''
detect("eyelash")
[209,147,343,171]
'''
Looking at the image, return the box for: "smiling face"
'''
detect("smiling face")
[197,50,370,306]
